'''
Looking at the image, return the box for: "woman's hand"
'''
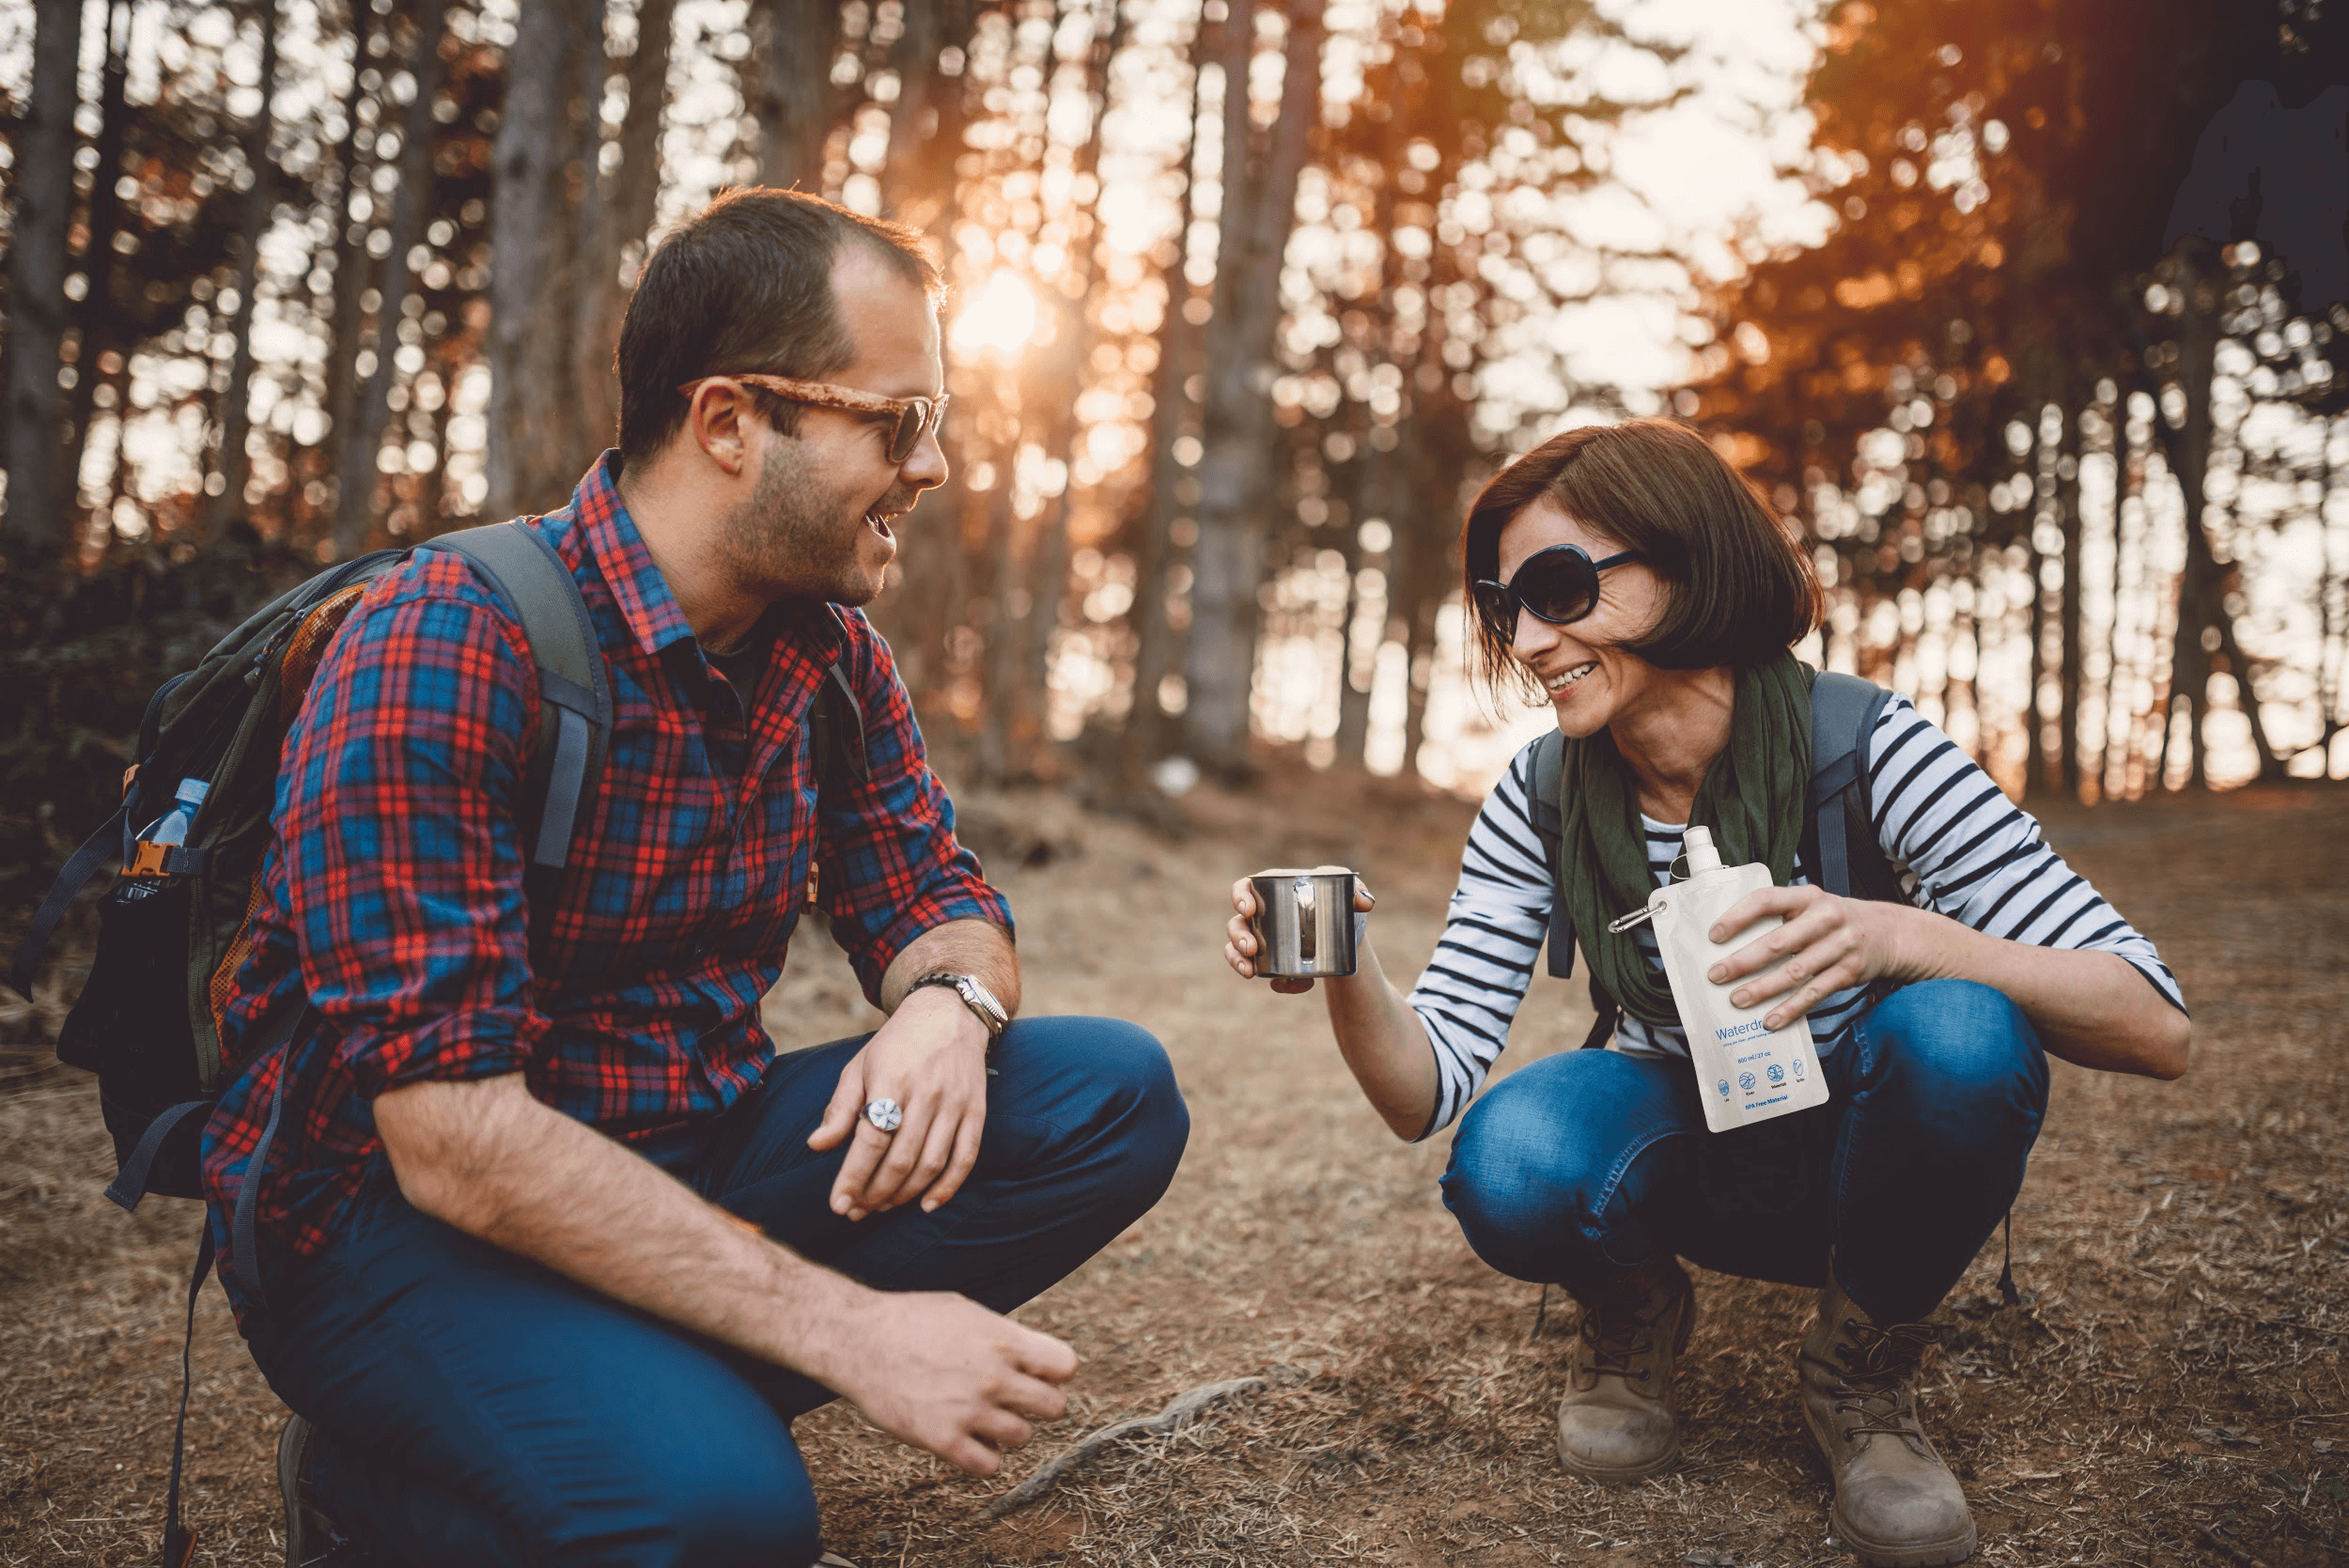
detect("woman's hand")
[1225,877,1376,994]
[1705,886,1900,1031]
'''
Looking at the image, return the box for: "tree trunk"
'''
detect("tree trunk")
[1331,64,1405,772]
[1181,0,1327,779]
[210,1,283,533]
[489,0,594,520]
[318,0,379,535]
[750,0,842,192]
[1114,148,1206,786]
[2092,396,2127,798]
[1396,576,1441,784]
[974,0,1125,784]
[336,0,449,554]
[64,0,133,529]
[880,0,946,223]
[1330,447,1378,769]
[2,0,87,563]
[2023,429,2049,795]
[1110,23,1206,791]
[2057,394,2084,799]
[2162,243,2218,788]
[572,0,675,466]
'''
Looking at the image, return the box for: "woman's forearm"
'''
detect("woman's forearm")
[1880,904,2190,1079]
[1319,941,1442,1140]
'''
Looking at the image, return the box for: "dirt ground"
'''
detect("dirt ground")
[3,768,2344,1567]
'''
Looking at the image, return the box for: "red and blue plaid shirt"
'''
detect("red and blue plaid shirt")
[200,455,1011,1321]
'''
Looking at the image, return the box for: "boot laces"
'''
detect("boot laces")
[1579,1290,1669,1384]
[1831,1319,1936,1440]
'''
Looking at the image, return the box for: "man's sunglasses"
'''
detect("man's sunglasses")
[677,373,950,465]
[1470,543,1643,643]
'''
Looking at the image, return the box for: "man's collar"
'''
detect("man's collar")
[563,451,850,667]
[566,451,697,660]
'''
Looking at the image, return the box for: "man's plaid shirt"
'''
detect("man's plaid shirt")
[200,454,1011,1322]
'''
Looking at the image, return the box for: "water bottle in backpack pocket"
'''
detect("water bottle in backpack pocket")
[1642,826,1830,1134]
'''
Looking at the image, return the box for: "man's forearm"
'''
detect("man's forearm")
[374,1074,870,1389]
[878,917,1019,1016]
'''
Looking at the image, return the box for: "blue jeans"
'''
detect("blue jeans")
[1441,979,2047,1325]
[243,1017,1189,1568]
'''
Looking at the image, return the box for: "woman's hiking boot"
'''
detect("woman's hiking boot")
[1798,1275,1975,1567]
[1555,1255,1694,1482]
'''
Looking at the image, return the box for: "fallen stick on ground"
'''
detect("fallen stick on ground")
[2196,1522,2268,1568]
[985,1376,1268,1518]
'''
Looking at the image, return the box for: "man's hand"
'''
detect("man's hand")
[809,986,989,1219]
[1705,886,1900,1030]
[823,1291,1079,1475]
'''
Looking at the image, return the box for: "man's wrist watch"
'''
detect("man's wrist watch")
[909,971,1010,1038]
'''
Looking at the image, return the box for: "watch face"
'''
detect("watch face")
[922,972,1006,1032]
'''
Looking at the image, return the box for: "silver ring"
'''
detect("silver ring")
[863,1098,903,1134]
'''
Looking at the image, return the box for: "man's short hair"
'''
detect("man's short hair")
[614,187,943,465]
[1460,418,1824,693]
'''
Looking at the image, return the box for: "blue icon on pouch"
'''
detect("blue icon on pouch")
[1737,1071,1756,1093]
[1716,1079,1731,1100]
[1766,1063,1785,1085]
[1792,1057,1806,1079]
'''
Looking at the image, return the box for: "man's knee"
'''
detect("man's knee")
[537,1420,820,1568]
[1006,1015,1190,1188]
[1860,979,2048,1138]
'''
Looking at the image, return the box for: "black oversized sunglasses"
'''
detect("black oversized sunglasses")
[1470,543,1643,644]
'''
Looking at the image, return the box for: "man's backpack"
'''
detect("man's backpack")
[1525,669,1904,1048]
[10,522,618,1213]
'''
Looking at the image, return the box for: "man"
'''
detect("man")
[200,188,1189,1567]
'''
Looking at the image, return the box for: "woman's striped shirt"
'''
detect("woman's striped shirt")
[1405,693,2186,1138]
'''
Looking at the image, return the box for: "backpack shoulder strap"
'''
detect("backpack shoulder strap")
[420,522,612,874]
[1805,671,1896,901]
[1527,730,1574,980]
[811,657,869,791]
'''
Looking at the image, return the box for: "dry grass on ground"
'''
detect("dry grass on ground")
[3,768,2345,1566]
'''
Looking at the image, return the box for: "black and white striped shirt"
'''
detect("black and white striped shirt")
[1406,694,2186,1138]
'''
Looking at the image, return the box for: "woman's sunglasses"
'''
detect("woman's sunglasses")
[1470,543,1643,644]
[677,373,950,465]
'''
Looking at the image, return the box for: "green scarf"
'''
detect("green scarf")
[1557,652,1815,1029]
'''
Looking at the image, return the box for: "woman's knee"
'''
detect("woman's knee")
[1442,1059,1636,1281]
[1859,979,2049,1130]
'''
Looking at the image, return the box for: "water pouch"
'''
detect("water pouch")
[1623,825,1829,1134]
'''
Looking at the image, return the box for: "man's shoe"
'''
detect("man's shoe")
[1798,1274,1976,1567]
[1555,1255,1694,1482]
[277,1414,355,1568]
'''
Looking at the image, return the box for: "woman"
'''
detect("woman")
[1223,420,2187,1568]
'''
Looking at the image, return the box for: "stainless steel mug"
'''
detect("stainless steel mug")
[1247,865,1361,979]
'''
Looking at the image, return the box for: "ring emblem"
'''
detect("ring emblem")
[863,1098,903,1133]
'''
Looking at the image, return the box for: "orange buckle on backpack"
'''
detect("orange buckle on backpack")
[128,841,173,878]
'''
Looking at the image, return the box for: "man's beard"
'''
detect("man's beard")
[718,430,881,606]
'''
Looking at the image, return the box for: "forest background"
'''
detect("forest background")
[4,4,2349,1564]
[2,0,2347,905]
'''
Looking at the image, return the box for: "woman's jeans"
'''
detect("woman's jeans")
[1441,979,2048,1325]
[242,1017,1189,1568]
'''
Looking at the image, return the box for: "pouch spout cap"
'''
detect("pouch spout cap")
[1683,825,1723,875]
